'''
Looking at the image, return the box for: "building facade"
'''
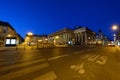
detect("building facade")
[116,28,120,46]
[0,21,23,46]
[25,34,48,46]
[74,27,96,45]
[96,29,109,45]
[48,28,75,46]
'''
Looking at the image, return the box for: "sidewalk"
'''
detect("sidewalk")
[116,46,120,51]
[0,47,16,51]
[0,47,6,51]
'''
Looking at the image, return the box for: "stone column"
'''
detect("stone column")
[77,33,79,43]
[85,32,87,45]
[81,32,83,45]
[75,33,77,44]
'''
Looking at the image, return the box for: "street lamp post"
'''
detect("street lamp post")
[112,25,120,45]
[27,32,33,46]
[37,35,39,49]
[113,34,116,41]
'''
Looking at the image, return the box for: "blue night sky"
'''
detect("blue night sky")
[0,0,120,39]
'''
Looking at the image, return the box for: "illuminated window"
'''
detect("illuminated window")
[6,39,10,44]
[11,39,16,44]
[6,38,16,45]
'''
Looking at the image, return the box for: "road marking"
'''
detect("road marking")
[34,71,57,80]
[0,63,49,80]
[80,54,92,59]
[48,55,68,61]
[78,68,86,74]
[87,55,100,61]
[96,56,108,65]
[78,63,85,74]
[0,55,43,63]
[70,65,76,69]
[70,63,86,74]
[81,54,108,65]
[0,58,46,71]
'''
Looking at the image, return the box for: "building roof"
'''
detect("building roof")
[17,33,24,41]
[26,34,48,37]
[0,21,16,32]
[49,28,73,37]
[74,26,96,34]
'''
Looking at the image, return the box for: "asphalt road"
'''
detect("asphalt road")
[0,46,120,80]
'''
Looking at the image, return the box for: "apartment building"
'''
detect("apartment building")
[0,21,23,46]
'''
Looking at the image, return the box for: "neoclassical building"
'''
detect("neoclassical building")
[74,27,96,45]
[48,27,97,46]
[0,21,23,46]
[48,28,75,46]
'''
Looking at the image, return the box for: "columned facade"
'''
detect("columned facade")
[74,27,96,45]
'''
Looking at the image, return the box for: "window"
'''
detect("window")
[11,39,16,44]
[5,38,16,45]
[6,39,10,44]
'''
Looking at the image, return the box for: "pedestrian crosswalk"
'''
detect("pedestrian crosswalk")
[0,50,57,80]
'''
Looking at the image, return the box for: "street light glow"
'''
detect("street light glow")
[113,34,116,37]
[45,38,48,41]
[112,25,118,30]
[27,32,33,36]
[38,40,42,42]
[8,34,11,37]
[55,36,59,39]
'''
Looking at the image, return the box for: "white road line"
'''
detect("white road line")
[0,55,43,62]
[48,55,68,61]
[80,54,92,59]
[87,55,100,62]
[70,63,86,74]
[0,58,46,71]
[0,63,49,80]
[34,71,57,80]
[96,56,108,65]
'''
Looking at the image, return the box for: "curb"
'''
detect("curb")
[116,46,120,51]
